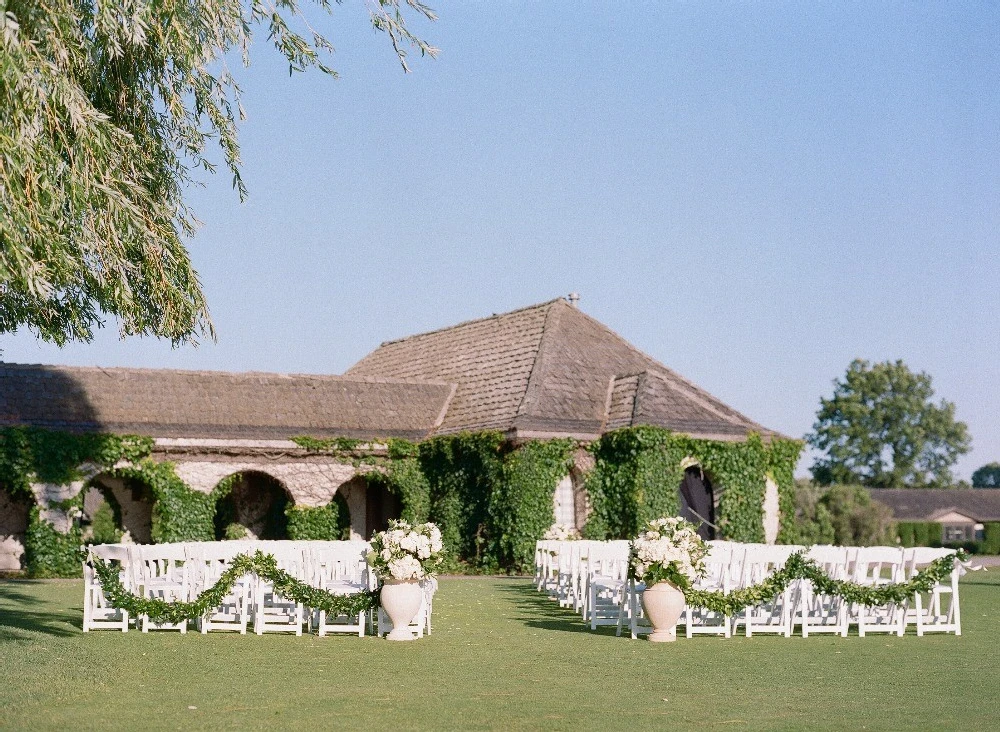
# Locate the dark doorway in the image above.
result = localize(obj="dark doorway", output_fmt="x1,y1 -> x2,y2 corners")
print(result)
679,466 -> 715,540
365,482 -> 401,539
214,472 -> 290,540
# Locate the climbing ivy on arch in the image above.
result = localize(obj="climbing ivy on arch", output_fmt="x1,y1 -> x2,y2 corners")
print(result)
582,426 -> 802,543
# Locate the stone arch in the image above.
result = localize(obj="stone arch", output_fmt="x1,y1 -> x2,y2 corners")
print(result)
553,465 -> 589,532
762,475 -> 780,544
0,485 -> 32,571
82,472 -> 155,544
213,471 -> 293,540
335,475 -> 401,540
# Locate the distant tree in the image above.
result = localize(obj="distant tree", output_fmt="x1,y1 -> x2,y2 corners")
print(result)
784,480 -> 895,546
808,359 -> 970,488
0,0 -> 436,345
972,462 -> 1000,488
820,484 -> 895,546
784,479 -> 835,545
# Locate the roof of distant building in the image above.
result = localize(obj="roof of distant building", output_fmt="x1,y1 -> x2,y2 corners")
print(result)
869,489 -> 1000,522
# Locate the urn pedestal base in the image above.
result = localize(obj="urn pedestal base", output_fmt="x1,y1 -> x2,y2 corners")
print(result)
381,579 -> 422,641
641,582 -> 685,643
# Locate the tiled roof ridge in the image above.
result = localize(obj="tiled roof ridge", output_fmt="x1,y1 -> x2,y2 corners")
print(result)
561,308 -> 773,433
636,368 -> 748,428
373,298 -> 566,348
513,299 -> 567,419
0,362 -> 453,389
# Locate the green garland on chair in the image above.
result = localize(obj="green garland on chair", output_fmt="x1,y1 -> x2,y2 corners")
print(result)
680,551 -> 965,617
91,551 -> 379,625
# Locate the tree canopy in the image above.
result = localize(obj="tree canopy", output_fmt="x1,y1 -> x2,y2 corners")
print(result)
807,359 -> 970,489
972,462 -> 1000,488
0,0 -> 435,345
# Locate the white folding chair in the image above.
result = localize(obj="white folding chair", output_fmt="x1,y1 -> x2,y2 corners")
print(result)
82,544 -> 130,632
586,544 -> 629,630
734,545 -> 800,637
310,545 -> 370,637
853,546 -> 906,637
187,543 -> 252,634
794,545 -> 852,638
534,540 -> 547,590
615,577 -> 652,639
684,544 -> 737,638
133,544 -> 189,633
253,545 -> 306,635
902,547 -> 961,636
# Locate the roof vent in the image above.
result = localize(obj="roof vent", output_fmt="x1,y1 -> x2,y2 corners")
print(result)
566,292 -> 580,307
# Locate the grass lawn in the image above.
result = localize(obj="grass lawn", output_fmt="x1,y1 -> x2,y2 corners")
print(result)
1,574 -> 998,731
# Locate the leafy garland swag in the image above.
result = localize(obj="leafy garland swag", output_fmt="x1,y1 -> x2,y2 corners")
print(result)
678,551 -> 965,617
92,549 -> 964,625
92,551 -> 378,625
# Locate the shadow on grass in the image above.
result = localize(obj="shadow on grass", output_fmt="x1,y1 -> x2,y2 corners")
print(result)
494,580 -> 617,635
0,582 -> 81,640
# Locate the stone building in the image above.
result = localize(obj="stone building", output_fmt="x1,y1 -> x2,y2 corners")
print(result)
0,298 -> 788,570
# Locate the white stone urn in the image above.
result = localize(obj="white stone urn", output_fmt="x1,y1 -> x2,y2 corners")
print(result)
641,581 -> 685,642
380,579 -> 423,641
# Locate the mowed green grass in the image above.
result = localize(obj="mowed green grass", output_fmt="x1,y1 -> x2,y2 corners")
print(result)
1,575 -> 998,731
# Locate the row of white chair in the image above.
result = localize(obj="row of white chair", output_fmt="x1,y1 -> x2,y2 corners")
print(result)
83,540 -> 435,639
536,540 -> 962,639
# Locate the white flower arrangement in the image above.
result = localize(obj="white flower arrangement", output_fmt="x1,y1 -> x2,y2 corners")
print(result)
629,516 -> 708,590
367,519 -> 444,581
542,523 -> 580,541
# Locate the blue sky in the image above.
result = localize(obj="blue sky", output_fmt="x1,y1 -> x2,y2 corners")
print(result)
4,3 -> 998,479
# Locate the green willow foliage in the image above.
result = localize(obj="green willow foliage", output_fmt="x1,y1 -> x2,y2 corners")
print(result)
584,427 -> 803,544
0,0 -> 436,344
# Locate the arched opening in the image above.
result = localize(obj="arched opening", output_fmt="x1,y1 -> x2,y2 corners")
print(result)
336,476 -> 401,540
679,465 -> 716,540
214,471 -> 291,540
82,474 -> 155,544
553,475 -> 575,527
0,485 -> 31,571
553,469 -> 589,533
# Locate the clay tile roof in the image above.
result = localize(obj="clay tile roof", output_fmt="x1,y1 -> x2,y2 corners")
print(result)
868,489 -> 1000,522
348,299 -> 782,441
0,363 -> 455,441
347,301 -> 553,434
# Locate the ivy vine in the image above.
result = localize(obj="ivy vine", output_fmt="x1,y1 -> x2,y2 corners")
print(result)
489,439 -> 576,572
418,432 -> 506,569
91,551 -> 378,624
583,427 -> 803,543
680,550 -> 963,616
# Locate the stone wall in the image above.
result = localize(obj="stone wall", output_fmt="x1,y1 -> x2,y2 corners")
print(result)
0,489 -> 31,571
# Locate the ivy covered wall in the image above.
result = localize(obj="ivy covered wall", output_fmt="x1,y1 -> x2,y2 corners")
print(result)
583,426 -> 803,544
1,425 -> 801,578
